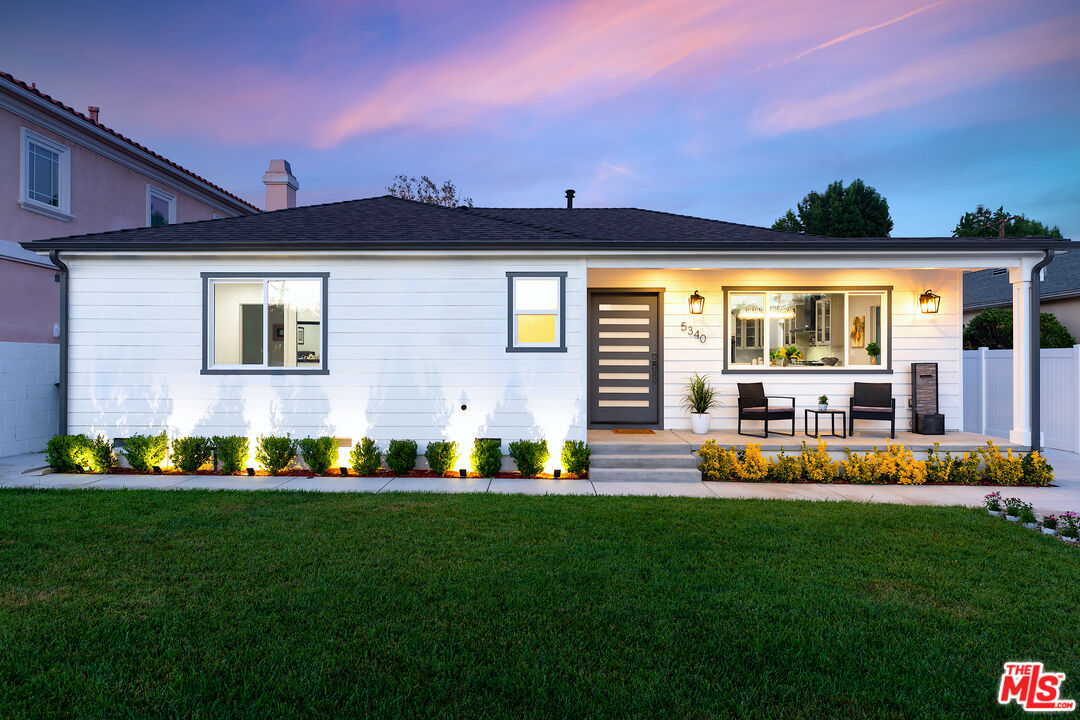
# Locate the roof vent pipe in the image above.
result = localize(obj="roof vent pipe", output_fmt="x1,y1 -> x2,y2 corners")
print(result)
87,106 -> 99,123
565,189 -> 575,209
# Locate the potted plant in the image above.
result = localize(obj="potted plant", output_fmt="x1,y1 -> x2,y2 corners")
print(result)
1003,497 -> 1024,522
780,345 -> 803,366
984,491 -> 1003,517
1060,512 -> 1079,543
684,372 -> 718,435
769,348 -> 783,366
817,395 -> 828,411
1041,514 -> 1058,536
866,341 -> 881,365
1019,505 -> 1038,530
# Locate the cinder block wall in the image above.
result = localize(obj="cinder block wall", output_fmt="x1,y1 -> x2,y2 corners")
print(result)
0,342 -> 59,457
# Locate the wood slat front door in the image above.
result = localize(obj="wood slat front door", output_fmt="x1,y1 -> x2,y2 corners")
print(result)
589,291 -> 661,425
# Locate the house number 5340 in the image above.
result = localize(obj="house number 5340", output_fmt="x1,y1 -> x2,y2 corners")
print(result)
680,322 -> 707,343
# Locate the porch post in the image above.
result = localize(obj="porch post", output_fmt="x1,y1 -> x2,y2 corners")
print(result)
1009,266 -> 1033,446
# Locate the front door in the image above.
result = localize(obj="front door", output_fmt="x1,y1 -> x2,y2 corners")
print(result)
588,291 -> 662,426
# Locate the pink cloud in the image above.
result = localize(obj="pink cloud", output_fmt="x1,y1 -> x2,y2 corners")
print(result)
755,18 -> 1080,134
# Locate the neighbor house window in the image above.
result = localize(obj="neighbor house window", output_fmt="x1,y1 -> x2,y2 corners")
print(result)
506,272 -> 566,352
725,288 -> 889,371
202,273 -> 328,374
147,186 -> 177,226
19,128 -> 71,220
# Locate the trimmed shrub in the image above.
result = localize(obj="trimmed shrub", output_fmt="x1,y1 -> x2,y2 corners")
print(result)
698,440 -> 737,481
800,441 -> 838,483
1021,450 -> 1054,487
172,436 -> 214,473
561,440 -> 591,477
46,434 -> 91,473
424,440 -> 459,476
46,434 -> 114,473
949,452 -> 982,485
349,437 -> 381,476
735,444 -> 769,482
768,449 -> 801,482
299,437 -> 338,475
255,435 -> 297,475
980,441 -> 1023,486
386,440 -> 418,475
471,438 -> 503,478
122,431 -> 168,472
212,435 -> 249,474
508,440 -> 549,478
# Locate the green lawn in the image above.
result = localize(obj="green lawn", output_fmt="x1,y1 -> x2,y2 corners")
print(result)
1,490 -> 1077,719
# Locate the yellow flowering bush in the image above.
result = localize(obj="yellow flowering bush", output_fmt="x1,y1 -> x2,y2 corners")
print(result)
800,441 -> 838,483
735,443 -> 770,482
698,440 -> 738,481
1021,450 -> 1054,487
768,448 -> 801,482
980,441 -> 1024,486
842,447 -> 886,484
842,443 -> 925,484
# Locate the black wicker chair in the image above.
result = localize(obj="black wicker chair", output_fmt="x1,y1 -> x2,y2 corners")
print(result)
849,382 -> 896,439
737,382 -> 795,438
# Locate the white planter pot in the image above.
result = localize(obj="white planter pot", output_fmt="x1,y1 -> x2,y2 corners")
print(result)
1042,526 -> 1057,535
817,404 -> 828,411
690,413 -> 711,435
1006,514 -> 1020,522
988,510 -> 1002,517
1024,522 -> 1039,530
1062,535 -> 1077,544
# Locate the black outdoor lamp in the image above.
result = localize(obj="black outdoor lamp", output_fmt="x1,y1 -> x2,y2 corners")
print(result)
919,289 -> 941,314
688,290 -> 705,315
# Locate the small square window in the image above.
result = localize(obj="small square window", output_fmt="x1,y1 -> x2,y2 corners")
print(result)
507,272 -> 566,352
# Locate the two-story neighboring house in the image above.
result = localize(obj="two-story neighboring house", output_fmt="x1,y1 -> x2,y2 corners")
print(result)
0,70 -> 260,457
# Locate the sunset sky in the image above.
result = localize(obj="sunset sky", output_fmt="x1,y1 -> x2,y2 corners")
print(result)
3,0 -> 1078,237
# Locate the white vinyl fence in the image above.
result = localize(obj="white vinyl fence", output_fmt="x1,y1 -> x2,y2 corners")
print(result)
963,346 -> 1080,452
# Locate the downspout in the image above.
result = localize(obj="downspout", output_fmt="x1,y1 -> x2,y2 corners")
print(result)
1030,249 -> 1054,452
49,250 -> 68,435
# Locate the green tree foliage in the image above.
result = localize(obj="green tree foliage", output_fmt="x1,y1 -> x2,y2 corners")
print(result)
387,175 -> 473,207
953,205 -> 1062,238
963,308 -> 1075,349
771,179 -> 893,237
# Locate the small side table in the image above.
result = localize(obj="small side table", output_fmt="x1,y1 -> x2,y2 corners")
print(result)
805,408 -> 847,439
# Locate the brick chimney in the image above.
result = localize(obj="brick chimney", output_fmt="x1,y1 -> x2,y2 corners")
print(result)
87,106 -> 100,123
262,159 -> 298,211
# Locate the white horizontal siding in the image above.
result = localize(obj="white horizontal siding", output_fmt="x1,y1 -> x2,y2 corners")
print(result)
65,256 -> 587,450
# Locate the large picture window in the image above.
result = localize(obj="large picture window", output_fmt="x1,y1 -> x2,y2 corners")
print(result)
202,273 -> 328,374
725,288 -> 889,371
506,272 -> 567,352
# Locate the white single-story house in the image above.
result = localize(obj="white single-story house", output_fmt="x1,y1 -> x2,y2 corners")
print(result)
22,192 -> 1071,466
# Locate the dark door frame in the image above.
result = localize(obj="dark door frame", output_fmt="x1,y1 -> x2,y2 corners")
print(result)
587,287 -> 665,429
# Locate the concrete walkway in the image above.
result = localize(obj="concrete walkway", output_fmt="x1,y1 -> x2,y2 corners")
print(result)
2,449 -> 1079,515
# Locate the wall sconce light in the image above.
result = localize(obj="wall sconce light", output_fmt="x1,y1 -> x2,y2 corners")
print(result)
919,289 -> 941,314
688,290 -> 705,315
246,467 -> 255,476
459,469 -> 468,478
553,469 -> 561,478
339,467 -> 348,476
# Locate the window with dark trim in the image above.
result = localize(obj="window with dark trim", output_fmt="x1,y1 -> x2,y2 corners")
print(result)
506,272 -> 567,352
724,287 -> 891,372
201,272 -> 329,375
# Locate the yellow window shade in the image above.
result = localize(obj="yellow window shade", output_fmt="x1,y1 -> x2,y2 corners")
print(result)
517,314 -> 557,344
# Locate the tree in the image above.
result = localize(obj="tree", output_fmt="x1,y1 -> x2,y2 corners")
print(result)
963,308 -> 1075,349
771,179 -> 892,237
387,175 -> 473,208
953,205 -> 1062,238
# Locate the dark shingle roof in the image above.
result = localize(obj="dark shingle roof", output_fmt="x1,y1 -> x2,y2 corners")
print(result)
1,70 -> 259,214
965,251 -> 1080,309
21,195 -> 1074,254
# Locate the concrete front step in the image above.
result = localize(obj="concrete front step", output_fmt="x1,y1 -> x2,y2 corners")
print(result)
590,467 -> 702,482
591,443 -> 691,455
590,453 -> 699,469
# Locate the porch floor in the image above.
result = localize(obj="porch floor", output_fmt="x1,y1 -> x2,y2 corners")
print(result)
587,429 -> 1023,453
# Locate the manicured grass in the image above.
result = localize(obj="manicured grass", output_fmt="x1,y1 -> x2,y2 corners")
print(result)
1,490 -> 1076,718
